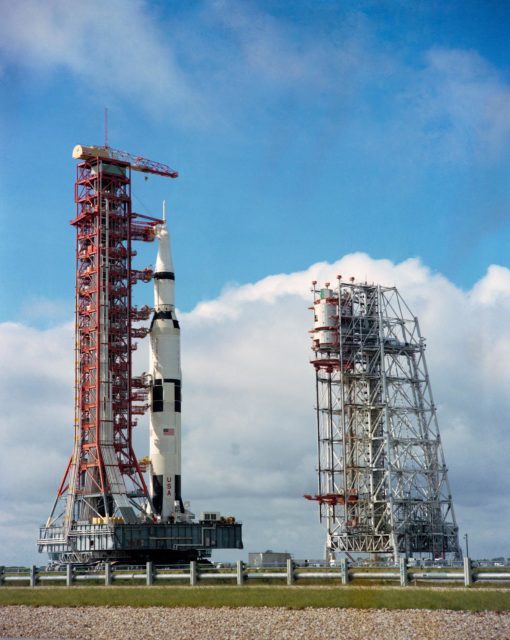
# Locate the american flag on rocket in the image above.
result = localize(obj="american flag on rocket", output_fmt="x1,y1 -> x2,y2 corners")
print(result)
163,428 -> 175,436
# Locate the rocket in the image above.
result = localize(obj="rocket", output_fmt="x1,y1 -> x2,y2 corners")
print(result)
149,203 -> 185,521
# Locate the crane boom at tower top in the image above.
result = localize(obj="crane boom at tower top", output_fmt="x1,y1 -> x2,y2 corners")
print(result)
72,144 -> 179,178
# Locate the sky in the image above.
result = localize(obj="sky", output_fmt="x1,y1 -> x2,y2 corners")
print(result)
1,0 -> 510,565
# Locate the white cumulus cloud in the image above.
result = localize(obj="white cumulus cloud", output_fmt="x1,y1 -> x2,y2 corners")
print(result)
0,0 -> 200,121
1,254 -> 510,565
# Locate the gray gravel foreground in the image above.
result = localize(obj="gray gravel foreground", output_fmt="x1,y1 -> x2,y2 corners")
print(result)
1,606 -> 510,640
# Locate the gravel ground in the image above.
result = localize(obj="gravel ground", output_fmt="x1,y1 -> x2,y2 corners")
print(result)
1,606 -> 510,640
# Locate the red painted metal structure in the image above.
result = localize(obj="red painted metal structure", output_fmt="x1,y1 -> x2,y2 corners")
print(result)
53,148 -> 172,526
104,146 -> 179,178
39,146 -> 243,564
304,492 -> 359,505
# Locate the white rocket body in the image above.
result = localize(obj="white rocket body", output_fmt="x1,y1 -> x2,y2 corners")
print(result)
149,217 -> 185,521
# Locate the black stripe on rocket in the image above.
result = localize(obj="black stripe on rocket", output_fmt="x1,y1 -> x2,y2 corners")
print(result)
152,378 -> 181,413
150,309 -> 180,330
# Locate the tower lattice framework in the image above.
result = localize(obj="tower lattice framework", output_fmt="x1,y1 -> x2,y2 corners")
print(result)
45,153 -> 160,537
307,281 -> 461,562
38,146 -> 242,565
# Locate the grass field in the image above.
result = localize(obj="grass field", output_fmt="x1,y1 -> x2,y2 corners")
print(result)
1,586 -> 510,611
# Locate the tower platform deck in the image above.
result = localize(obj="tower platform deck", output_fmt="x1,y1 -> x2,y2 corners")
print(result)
38,521 -> 243,564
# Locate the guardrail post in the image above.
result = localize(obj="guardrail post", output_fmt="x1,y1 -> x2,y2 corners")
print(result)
29,565 -> 37,587
463,557 -> 472,586
66,564 -> 73,587
190,561 -> 197,586
0,566 -> 4,586
286,558 -> 294,585
399,556 -> 408,587
340,557 -> 349,585
146,561 -> 153,586
236,560 -> 244,586
104,562 -> 112,586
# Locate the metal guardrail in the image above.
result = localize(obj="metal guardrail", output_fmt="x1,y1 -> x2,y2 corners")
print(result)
1,558 -> 509,588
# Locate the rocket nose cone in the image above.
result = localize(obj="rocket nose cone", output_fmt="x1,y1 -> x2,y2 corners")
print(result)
155,223 -> 173,274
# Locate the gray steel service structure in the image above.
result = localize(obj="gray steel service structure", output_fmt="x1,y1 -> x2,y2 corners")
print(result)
306,280 -> 461,563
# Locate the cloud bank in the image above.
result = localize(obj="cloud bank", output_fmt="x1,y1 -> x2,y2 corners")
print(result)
1,254 -> 510,564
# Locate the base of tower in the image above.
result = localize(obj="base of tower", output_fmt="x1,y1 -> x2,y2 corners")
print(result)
38,521 -> 243,565
326,524 -> 462,562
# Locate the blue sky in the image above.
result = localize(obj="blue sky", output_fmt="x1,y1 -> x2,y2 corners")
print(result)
1,0 -> 510,321
1,0 -> 510,564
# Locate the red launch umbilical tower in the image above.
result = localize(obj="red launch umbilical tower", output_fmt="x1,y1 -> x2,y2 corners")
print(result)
39,145 -> 243,564
45,145 -> 176,539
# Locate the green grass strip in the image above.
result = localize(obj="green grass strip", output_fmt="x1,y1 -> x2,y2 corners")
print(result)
1,586 -> 510,611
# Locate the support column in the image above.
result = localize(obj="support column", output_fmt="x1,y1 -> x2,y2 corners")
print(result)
146,562 -> 153,586
236,560 -> 244,586
286,558 -> 294,585
105,562 -> 112,586
463,557 -> 472,587
29,565 -> 37,587
66,564 -> 73,587
190,561 -> 197,586
340,557 -> 349,585
399,556 -> 408,587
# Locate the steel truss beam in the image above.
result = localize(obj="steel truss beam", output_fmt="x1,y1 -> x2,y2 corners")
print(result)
308,282 -> 461,562
43,156 -> 161,538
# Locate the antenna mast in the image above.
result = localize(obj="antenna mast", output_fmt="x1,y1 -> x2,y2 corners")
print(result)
104,108 -> 109,148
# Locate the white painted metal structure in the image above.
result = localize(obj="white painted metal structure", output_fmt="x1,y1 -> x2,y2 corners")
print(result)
308,280 -> 462,563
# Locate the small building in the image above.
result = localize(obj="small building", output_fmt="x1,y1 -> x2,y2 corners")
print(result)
248,550 -> 292,567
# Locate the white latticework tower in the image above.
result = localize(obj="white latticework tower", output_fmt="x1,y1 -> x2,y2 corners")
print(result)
306,280 -> 461,563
